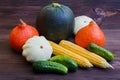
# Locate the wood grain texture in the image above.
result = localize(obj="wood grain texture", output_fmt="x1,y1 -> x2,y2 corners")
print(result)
0,0 -> 120,80
0,0 -> 120,29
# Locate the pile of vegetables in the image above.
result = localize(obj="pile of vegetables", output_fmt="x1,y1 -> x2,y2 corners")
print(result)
9,3 -> 115,75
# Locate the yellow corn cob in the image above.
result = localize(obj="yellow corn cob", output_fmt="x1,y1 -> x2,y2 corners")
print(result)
49,41 -> 93,68
59,40 -> 113,69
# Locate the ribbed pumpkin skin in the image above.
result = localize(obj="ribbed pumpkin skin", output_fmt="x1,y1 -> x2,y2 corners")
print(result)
36,3 -> 74,43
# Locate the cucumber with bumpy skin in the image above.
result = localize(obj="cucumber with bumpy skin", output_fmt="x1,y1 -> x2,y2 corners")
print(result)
33,61 -> 68,74
50,55 -> 78,72
87,43 -> 114,61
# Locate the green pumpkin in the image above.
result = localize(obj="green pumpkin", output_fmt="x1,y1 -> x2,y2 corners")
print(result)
36,3 -> 75,42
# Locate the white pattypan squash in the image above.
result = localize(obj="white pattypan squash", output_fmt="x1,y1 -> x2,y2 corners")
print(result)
74,15 -> 94,34
22,36 -> 53,62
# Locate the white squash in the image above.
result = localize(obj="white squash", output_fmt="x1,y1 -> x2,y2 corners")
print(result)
22,36 -> 53,62
74,15 -> 94,34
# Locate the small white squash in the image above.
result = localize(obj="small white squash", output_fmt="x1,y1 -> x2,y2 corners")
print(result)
22,36 -> 53,62
74,15 -> 94,34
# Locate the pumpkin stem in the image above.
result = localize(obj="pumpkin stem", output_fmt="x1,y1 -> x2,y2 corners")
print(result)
19,19 -> 26,28
52,3 -> 61,8
19,19 -> 26,25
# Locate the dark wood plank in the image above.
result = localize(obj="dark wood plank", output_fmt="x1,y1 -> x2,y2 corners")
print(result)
0,0 -> 120,29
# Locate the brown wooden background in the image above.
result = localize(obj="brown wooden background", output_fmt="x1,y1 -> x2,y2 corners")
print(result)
0,0 -> 120,80
0,0 -> 120,30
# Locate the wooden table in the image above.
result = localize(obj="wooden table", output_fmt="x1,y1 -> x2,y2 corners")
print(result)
0,0 -> 120,80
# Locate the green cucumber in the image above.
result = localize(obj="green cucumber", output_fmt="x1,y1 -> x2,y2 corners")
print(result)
87,43 -> 114,61
50,55 -> 78,72
33,61 -> 68,74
